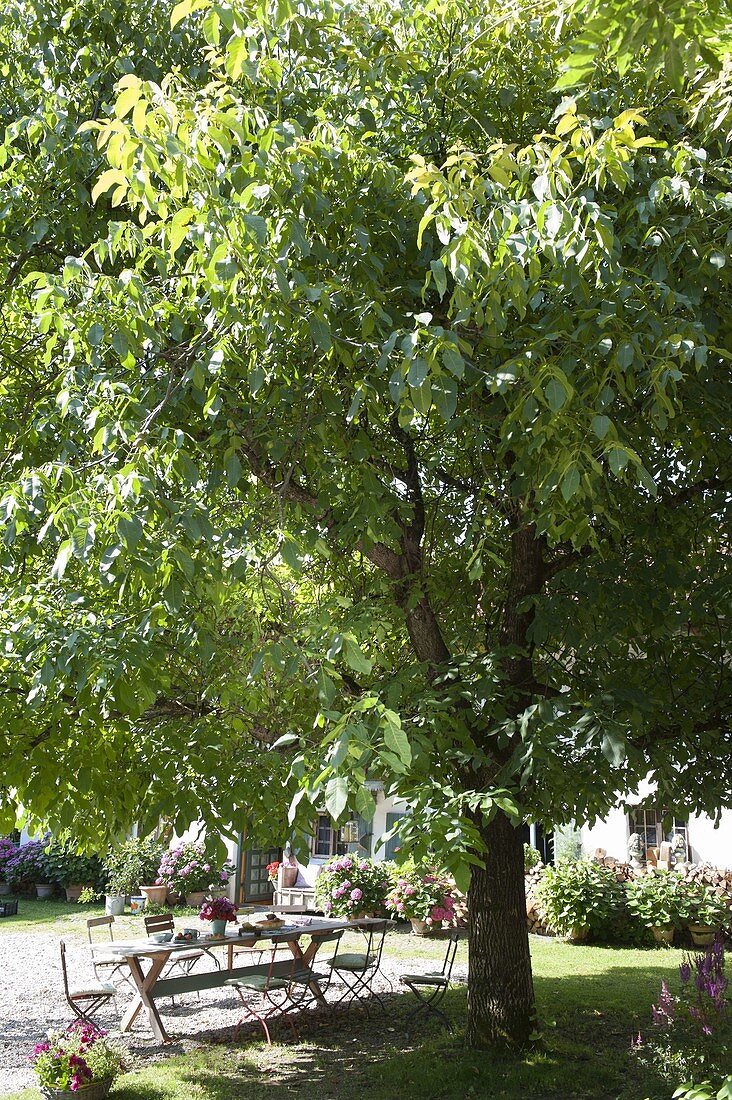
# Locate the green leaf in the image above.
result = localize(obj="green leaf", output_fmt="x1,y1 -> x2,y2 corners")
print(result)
591,415 -> 611,440
383,717 -> 411,767
343,637 -> 372,676
545,378 -> 567,413
310,316 -> 332,353
607,447 -> 629,475
324,776 -> 349,821
561,465 -> 580,501
616,342 -> 634,370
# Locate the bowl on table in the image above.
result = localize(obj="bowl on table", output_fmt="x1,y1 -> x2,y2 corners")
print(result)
149,931 -> 173,944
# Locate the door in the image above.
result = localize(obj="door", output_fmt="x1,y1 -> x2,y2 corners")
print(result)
242,846 -> 281,903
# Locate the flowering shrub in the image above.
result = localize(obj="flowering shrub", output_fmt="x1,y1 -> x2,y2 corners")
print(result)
632,938 -> 731,1089
314,856 -> 391,917
5,841 -> 50,892
156,842 -> 234,896
199,896 -> 238,922
29,1023 -> 123,1093
0,838 -> 19,880
266,861 -> 280,884
386,868 -> 456,927
625,870 -> 692,930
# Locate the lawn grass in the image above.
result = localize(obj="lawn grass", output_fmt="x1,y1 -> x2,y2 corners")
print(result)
3,924 -> 689,1100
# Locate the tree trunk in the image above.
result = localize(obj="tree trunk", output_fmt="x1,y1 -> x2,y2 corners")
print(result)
466,810 -> 535,1048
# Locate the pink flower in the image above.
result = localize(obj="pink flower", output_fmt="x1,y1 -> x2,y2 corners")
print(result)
219,871 -> 228,881
404,885 -> 416,896
397,901 -> 405,912
203,863 -> 211,872
342,858 -> 353,870
341,880 -> 351,890
443,895 -> 455,909
359,861 -> 369,871
350,888 -> 363,901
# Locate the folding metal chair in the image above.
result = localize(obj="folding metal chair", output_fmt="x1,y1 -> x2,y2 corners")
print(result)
86,915 -> 133,989
60,940 -> 116,1027
225,931 -> 323,1044
399,931 -> 460,1032
327,920 -> 389,1012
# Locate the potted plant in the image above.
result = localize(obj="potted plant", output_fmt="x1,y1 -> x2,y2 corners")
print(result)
0,838 -> 18,894
536,859 -> 626,942
5,840 -> 54,898
199,895 -> 238,935
29,1021 -> 124,1099
156,842 -> 234,906
385,865 -> 456,934
626,870 -> 691,944
102,837 -> 166,913
44,842 -> 104,902
314,856 -> 391,920
684,884 -> 732,946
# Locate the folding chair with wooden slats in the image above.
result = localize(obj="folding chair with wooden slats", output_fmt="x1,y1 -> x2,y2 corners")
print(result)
86,915 -> 133,989
60,940 -> 116,1027
143,913 -> 216,1005
399,931 -> 460,1032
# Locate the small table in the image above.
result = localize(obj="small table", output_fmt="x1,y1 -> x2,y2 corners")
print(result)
114,917 -> 382,1042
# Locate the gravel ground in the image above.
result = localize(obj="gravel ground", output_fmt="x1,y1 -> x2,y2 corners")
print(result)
0,926 -> 467,1096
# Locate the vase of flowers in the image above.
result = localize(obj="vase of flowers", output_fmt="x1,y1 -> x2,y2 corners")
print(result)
29,1023 -> 123,1099
314,857 -> 391,918
156,842 -> 234,906
386,868 -> 456,933
199,895 -> 238,935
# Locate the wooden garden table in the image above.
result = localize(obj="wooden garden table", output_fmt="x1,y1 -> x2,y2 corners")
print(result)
113,916 -> 382,1042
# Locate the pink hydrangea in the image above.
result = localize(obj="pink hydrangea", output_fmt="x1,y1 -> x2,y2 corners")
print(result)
350,888 -> 363,901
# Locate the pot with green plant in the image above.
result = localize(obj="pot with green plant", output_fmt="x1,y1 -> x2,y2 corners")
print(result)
535,859 -> 626,942
684,884 -> 732,946
45,842 -> 105,902
625,870 -> 691,944
103,837 -> 166,914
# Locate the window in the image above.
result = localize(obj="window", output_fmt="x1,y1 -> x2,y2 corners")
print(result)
627,806 -> 688,855
311,815 -> 348,858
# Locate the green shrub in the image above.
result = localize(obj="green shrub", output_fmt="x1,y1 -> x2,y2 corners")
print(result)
684,883 -> 732,930
44,841 -> 105,888
103,836 -> 166,896
536,859 -> 626,940
524,844 -> 542,870
626,871 -> 692,930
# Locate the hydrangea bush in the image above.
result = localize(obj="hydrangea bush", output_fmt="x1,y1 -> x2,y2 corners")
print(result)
386,868 -> 456,927
156,842 -> 233,896
29,1023 -> 123,1093
0,838 -> 18,881
5,840 -> 50,892
314,856 -> 391,917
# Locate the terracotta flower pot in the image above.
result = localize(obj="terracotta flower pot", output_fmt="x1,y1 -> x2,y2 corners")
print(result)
64,884 -> 86,903
140,884 -> 168,907
410,918 -> 433,936
689,924 -> 718,947
651,925 -> 675,945
185,891 -> 207,908
565,924 -> 590,943
40,1076 -> 113,1099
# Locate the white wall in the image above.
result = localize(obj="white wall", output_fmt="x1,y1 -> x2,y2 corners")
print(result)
581,804 -> 732,869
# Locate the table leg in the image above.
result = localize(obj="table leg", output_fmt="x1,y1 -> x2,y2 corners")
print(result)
288,937 -> 327,1006
119,954 -> 171,1042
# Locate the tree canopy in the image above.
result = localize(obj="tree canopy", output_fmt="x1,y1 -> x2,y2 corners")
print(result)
1,0 -> 730,1046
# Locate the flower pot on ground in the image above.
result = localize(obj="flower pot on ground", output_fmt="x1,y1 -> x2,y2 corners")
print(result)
315,856 -> 391,919
64,884 -> 90,903
0,880 -> 9,895
683,883 -> 731,946
410,918 -> 434,936
565,924 -> 590,943
104,895 -> 125,916
35,883 -> 54,899
129,895 -> 145,914
30,1022 -> 123,1098
139,884 -> 168,907
689,924 -> 718,947
185,891 -> 207,907
651,925 -> 675,945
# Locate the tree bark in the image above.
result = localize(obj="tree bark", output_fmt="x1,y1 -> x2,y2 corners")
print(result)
466,810 -> 535,1048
